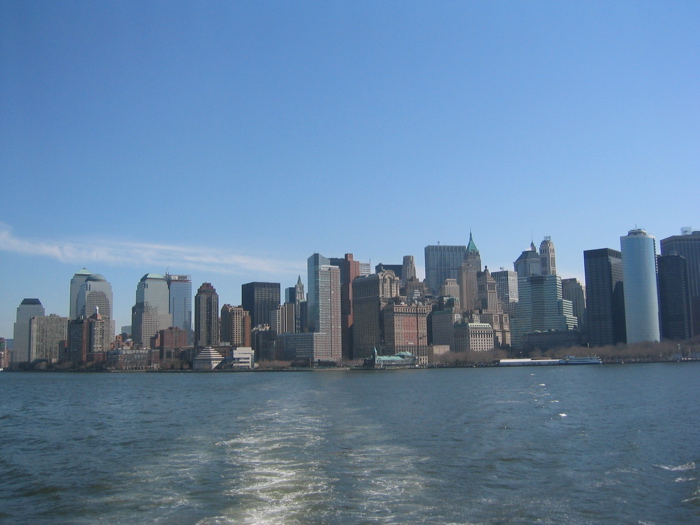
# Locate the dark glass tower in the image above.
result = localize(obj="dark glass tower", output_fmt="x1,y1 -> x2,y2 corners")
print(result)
658,254 -> 692,340
661,230 -> 700,335
194,283 -> 219,348
583,248 -> 626,346
241,282 -> 280,329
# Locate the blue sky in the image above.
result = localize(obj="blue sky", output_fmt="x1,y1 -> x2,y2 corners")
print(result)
1,1 -> 698,337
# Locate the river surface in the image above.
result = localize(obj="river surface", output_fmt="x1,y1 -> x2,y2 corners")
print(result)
1,363 -> 699,524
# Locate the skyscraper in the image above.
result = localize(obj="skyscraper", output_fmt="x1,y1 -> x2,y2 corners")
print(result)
660,229 -> 700,335
352,270 -> 401,359
194,283 -> 220,348
69,268 -> 92,319
657,254 -> 692,340
329,254 -> 361,361
511,275 -> 578,349
561,278 -> 586,337
220,305 -> 251,347
306,253 -> 330,332
402,255 -> 417,284
458,232 -> 481,312
132,273 -> 172,348
584,248 -> 626,346
620,229 -> 660,344
167,274 -> 192,344
241,282 -> 281,329
314,264 -> 342,361
539,237 -> 557,276
76,273 -> 114,344
424,244 -> 467,296
514,242 -> 541,278
492,268 -> 519,315
12,298 -> 45,364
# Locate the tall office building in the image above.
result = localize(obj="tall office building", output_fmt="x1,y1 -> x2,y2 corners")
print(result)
12,298 -> 45,364
329,254 -> 361,361
69,268 -> 92,319
167,274 -> 192,344
383,302 -> 430,361
539,237 -> 557,276
657,254 -> 692,340
306,253 -> 330,332
620,229 -> 660,344
561,278 -> 586,337
29,314 -> 68,363
492,268 -> 519,315
132,273 -> 172,348
194,283 -> 220,348
511,275 -> 578,349
458,233 -> 482,312
241,282 -> 280,329
352,270 -> 401,359
424,244 -> 467,296
584,248 -> 626,346
220,305 -> 252,347
75,273 -> 114,344
514,242 -> 541,278
402,255 -> 417,284
660,229 -> 700,334
285,276 -> 306,333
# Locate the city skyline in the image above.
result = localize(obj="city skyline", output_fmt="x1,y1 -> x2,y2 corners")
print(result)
2,2 -> 698,337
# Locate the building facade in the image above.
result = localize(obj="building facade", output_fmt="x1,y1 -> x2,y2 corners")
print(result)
660,229 -> 700,335
132,273 -> 172,348
241,282 -> 281,329
167,274 -> 192,344
12,298 -> 45,364
620,229 -> 660,344
657,254 -> 692,340
583,248 -> 626,346
220,305 -> 252,347
352,270 -> 401,359
29,314 -> 68,363
424,244 -> 467,296
194,283 -> 220,348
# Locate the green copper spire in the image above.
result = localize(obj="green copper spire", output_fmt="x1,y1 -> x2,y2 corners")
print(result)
467,231 -> 479,254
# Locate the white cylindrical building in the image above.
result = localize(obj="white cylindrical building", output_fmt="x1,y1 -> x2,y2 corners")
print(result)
620,229 -> 660,343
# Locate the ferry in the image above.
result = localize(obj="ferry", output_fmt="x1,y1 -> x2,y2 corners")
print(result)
498,355 -> 602,367
560,355 -> 602,365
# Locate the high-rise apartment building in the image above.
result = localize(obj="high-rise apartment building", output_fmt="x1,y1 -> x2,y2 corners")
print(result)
657,254 -> 692,340
68,311 -> 112,362
167,274 -> 192,344
241,282 -> 280,329
425,244 -> 467,296
132,273 -> 172,348
194,283 -> 220,348
539,237 -> 557,276
660,229 -> 700,335
315,264 -> 342,361
584,248 -> 626,346
12,298 -> 45,364
220,305 -> 252,347
620,229 -> 660,344
29,314 -> 68,363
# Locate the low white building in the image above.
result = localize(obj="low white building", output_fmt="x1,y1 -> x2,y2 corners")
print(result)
231,347 -> 255,369
193,347 -> 224,370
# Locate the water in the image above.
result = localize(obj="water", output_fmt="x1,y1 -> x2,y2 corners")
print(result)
1,363 -> 699,524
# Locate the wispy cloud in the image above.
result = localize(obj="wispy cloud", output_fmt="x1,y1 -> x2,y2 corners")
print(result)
0,222 -> 304,277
